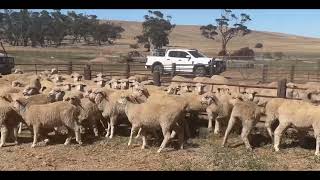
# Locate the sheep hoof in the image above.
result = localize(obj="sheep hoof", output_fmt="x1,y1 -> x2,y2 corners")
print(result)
13,141 -> 19,145
0,143 -> 4,147
315,152 -> 320,156
274,147 -> 280,152
246,147 -> 253,151
109,135 -> 113,139
77,141 -> 83,145
141,146 -> 146,150
31,144 -> 36,148
44,139 -> 50,144
157,149 -> 162,153
64,141 -> 71,146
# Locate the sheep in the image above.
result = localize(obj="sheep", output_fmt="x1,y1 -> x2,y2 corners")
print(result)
107,79 -> 121,89
11,80 -> 24,87
50,68 -> 58,75
128,75 -> 149,83
92,87 -> 150,138
222,100 -> 265,150
117,94 -> 187,153
22,76 -> 42,96
274,100 -> 320,155
71,72 -> 82,82
15,96 -> 83,147
0,98 -> 25,147
13,69 -> 23,74
119,79 -> 129,90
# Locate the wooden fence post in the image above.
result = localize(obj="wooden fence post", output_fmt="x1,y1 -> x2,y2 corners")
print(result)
317,60 -> 320,81
84,64 -> 91,80
125,62 -> 130,78
153,71 -> 161,86
171,63 -> 176,77
289,65 -> 295,82
67,61 -> 72,75
261,64 -> 268,83
34,64 -> 37,75
209,60 -> 215,76
277,79 -> 287,98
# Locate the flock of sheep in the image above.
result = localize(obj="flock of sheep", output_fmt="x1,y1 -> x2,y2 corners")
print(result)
1,68 -> 320,156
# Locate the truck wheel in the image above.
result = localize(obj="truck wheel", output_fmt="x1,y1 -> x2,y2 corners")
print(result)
194,66 -> 206,77
152,64 -> 164,75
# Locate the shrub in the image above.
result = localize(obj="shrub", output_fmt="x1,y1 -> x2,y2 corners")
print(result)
129,43 -> 139,49
273,52 -> 284,60
230,47 -> 255,60
262,52 -> 273,59
255,43 -> 263,48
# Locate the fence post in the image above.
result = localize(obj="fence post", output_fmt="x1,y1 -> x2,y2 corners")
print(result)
289,65 -> 295,82
317,60 -> 320,80
34,64 -> 37,75
261,64 -> 268,83
125,62 -> 130,78
277,79 -> 287,98
153,71 -> 161,86
171,63 -> 176,77
209,60 -> 215,76
84,64 -> 91,80
67,61 -> 72,75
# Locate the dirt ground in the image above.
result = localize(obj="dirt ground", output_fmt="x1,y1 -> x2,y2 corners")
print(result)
1,123 -> 320,171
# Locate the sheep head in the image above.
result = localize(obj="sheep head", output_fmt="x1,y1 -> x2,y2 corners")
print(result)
23,86 -> 40,96
200,92 -> 219,106
195,83 -> 205,95
167,85 -> 180,95
180,83 -> 192,93
48,88 -> 65,102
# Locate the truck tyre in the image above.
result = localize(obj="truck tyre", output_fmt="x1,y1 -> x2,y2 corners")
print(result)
193,66 -> 206,77
152,64 -> 164,75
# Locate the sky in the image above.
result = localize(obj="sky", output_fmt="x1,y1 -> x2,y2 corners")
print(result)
43,9 -> 320,38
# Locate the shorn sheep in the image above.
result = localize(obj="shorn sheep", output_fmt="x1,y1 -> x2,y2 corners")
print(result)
275,100 -> 320,156
222,100 -> 265,150
117,94 -> 187,153
15,96 -> 83,147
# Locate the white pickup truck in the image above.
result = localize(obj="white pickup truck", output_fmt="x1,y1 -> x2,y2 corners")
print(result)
145,49 -> 226,76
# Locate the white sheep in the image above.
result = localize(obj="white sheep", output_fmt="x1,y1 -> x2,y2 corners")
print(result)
222,101 -> 265,150
15,96 -> 83,147
117,94 -> 187,153
274,100 -> 320,155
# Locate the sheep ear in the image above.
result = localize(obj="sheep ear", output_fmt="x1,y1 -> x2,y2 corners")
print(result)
41,86 -> 47,92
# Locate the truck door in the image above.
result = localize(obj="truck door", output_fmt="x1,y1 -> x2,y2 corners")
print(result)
175,51 -> 192,73
166,51 -> 180,72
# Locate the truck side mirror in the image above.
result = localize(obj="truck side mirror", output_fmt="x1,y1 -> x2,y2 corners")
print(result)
186,55 -> 191,59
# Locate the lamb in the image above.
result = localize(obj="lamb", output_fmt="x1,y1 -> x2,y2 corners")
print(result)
13,69 -> 23,74
117,94 -> 187,153
0,98 -> 25,147
22,76 -> 42,96
15,96 -> 83,147
274,100 -> 320,155
222,100 -> 265,150
128,75 -> 149,83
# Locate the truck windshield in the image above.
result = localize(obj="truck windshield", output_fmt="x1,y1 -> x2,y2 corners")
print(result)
188,51 -> 206,58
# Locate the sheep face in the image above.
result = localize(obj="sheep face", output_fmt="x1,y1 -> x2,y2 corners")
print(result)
51,68 -> 58,75
167,86 -> 180,95
49,89 -> 65,102
120,81 -> 129,90
180,84 -> 192,93
200,93 -> 217,106
195,83 -> 205,95
75,84 -> 86,92
23,86 -> 39,96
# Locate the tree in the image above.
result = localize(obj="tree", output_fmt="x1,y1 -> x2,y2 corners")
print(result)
200,9 -> 251,56
90,22 -> 124,46
135,10 -> 175,51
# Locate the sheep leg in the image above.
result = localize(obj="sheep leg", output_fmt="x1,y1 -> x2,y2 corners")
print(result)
184,119 -> 191,140
128,126 -> 139,146
241,121 -> 253,151
105,122 -> 111,138
13,127 -> 19,145
0,126 -> 8,147
18,122 -> 23,134
207,112 -> 215,133
265,119 -> 274,142
274,123 -> 289,152
175,124 -> 185,150
31,126 -> 40,148
214,118 -> 221,135
109,116 -> 117,139
157,131 -> 171,153
140,129 -> 147,149
64,128 -> 73,145
135,128 -> 142,139
74,125 -> 83,145
221,116 -> 236,148
92,123 -> 99,137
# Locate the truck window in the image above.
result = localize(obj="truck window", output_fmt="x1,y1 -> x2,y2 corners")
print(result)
188,51 -> 205,58
168,51 -> 179,57
177,51 -> 189,58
